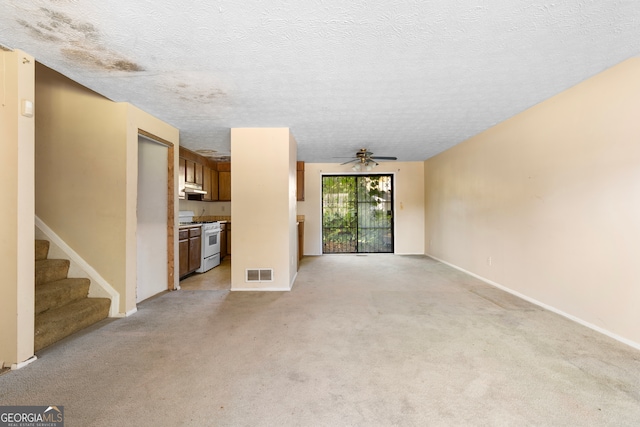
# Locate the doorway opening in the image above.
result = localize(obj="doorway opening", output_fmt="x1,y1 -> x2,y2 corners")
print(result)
322,174 -> 394,254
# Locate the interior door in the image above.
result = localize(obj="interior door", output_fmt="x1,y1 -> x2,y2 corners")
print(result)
137,135 -> 168,302
322,174 -> 394,254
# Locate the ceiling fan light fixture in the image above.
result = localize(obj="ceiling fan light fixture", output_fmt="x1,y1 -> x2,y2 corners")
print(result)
341,148 -> 393,171
351,160 -> 377,172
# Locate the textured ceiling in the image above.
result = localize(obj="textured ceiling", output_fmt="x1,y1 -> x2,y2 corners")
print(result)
1,1 -> 639,162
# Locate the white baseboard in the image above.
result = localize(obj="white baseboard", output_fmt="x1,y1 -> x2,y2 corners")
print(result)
11,355 -> 37,370
35,216 -> 121,317
427,253 -> 640,352
231,287 -> 291,292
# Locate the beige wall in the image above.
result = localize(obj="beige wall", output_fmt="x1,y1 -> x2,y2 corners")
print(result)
0,50 -> 35,366
424,58 -> 640,347
230,128 -> 297,290
35,64 -> 178,314
298,162 -> 425,255
35,63 -> 130,313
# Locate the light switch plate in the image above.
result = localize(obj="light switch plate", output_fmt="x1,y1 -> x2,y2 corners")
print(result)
21,99 -> 34,117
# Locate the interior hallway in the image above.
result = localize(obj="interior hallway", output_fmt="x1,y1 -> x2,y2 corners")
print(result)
1,255 -> 639,426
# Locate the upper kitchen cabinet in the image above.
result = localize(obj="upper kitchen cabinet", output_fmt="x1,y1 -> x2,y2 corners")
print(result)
185,159 -> 195,183
202,166 -> 219,202
195,163 -> 203,185
297,161 -> 305,201
217,162 -> 231,201
184,158 -> 202,184
179,146 -> 216,201
210,167 -> 219,201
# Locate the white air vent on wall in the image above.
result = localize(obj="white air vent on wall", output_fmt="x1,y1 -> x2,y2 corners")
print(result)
246,268 -> 273,282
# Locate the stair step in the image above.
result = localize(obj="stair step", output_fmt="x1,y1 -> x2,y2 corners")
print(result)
35,278 -> 91,315
35,259 -> 70,286
34,297 -> 111,352
35,240 -> 50,261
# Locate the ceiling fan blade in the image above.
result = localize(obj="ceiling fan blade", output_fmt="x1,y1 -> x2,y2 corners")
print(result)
370,156 -> 397,160
340,159 -> 359,165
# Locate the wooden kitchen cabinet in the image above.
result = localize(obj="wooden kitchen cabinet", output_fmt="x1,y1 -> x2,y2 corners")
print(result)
210,168 -> 219,201
179,231 -> 189,277
179,146 -> 221,202
185,159 -> 196,183
195,162 -> 203,185
297,161 -> 305,201
188,228 -> 201,272
202,166 -> 211,201
179,226 -> 202,278
200,167 -> 219,202
217,162 -> 231,201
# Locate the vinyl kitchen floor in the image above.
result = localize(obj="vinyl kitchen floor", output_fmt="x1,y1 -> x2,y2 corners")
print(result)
179,256 -> 231,291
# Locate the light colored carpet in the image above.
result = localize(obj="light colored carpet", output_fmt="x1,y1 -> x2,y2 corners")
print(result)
1,255 -> 639,426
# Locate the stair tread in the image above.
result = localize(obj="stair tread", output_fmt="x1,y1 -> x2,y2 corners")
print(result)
35,259 -> 70,286
35,297 -> 111,351
35,297 -> 110,324
35,258 -> 70,268
35,278 -> 91,314
36,276 -> 90,289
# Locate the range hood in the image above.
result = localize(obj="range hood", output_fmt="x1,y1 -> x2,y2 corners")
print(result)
182,182 -> 207,195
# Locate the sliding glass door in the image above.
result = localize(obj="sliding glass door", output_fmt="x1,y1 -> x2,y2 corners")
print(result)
322,175 -> 394,253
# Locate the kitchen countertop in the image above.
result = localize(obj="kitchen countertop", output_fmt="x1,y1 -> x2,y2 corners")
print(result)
187,215 -> 304,224
179,223 -> 203,229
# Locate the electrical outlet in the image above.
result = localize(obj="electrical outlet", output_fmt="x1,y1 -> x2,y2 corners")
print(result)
487,256 -> 492,266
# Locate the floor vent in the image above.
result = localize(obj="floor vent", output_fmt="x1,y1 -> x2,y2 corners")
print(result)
246,268 -> 273,282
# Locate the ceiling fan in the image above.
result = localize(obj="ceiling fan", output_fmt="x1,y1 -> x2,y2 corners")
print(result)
336,148 -> 397,171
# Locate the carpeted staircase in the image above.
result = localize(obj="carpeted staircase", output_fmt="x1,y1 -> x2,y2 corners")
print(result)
35,239 -> 110,351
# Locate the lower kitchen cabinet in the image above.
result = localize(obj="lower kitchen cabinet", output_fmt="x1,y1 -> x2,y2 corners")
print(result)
179,226 -> 202,278
179,236 -> 189,277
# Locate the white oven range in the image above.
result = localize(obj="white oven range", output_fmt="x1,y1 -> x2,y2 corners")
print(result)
196,221 -> 221,273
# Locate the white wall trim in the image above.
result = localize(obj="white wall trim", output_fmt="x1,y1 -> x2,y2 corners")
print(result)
427,253 -> 640,352
11,355 -> 37,370
119,307 -> 138,318
231,287 -> 292,292
35,216 -> 121,317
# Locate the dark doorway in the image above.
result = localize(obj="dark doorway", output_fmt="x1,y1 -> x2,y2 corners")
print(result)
322,175 -> 394,254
